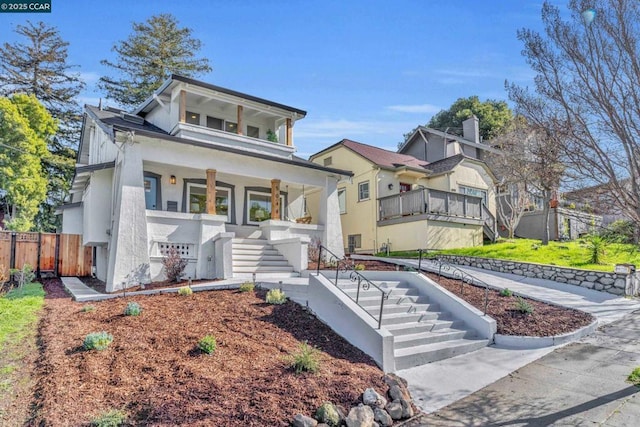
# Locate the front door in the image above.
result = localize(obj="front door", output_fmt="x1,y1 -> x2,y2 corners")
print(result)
144,176 -> 158,210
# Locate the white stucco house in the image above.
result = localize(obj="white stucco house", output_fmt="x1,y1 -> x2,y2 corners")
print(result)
60,75 -> 351,292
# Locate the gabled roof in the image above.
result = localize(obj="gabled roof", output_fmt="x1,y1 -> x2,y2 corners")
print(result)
426,154 -> 466,175
312,139 -> 429,170
398,125 -> 499,154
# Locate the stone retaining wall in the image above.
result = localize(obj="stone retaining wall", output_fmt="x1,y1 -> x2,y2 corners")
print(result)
436,255 -> 637,296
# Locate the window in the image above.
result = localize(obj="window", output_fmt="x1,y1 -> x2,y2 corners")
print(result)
338,188 -> 346,214
225,121 -> 238,133
206,116 -> 223,130
400,183 -> 412,193
186,183 -> 231,221
324,156 -> 333,166
247,125 -> 260,139
347,234 -> 362,252
185,111 -> 200,125
247,191 -> 284,225
459,185 -> 487,205
358,181 -> 370,201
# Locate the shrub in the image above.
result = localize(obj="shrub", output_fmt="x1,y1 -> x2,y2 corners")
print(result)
83,331 -> 113,351
354,263 -> 365,271
90,409 -> 127,427
124,302 -> 142,316
499,288 -> 513,297
601,220 -> 635,244
515,297 -> 534,315
161,247 -> 188,282
289,341 -> 320,374
239,282 -> 255,292
265,288 -> 287,304
315,402 -> 341,427
177,286 -> 193,296
11,264 -> 35,287
81,305 -> 96,313
586,234 -> 607,264
628,366 -> 640,387
198,335 -> 217,354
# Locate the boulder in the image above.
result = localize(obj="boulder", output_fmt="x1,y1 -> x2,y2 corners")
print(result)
315,402 -> 341,427
373,407 -> 393,427
401,398 -> 414,418
345,404 -> 375,427
293,414 -> 318,427
385,401 -> 403,420
383,374 -> 411,401
362,387 -> 387,408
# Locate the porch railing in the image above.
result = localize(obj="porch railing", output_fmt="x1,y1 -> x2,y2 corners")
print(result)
316,245 -> 389,329
378,188 -> 484,221
416,249 -> 490,315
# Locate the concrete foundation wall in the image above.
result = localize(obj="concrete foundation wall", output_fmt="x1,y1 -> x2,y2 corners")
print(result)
377,220 -> 483,252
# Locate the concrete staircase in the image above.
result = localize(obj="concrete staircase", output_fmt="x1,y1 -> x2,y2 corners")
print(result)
232,238 -> 297,279
335,278 -> 490,370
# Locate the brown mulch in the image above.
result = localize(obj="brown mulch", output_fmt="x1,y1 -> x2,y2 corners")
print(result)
79,276 -> 219,294
33,279 -> 386,426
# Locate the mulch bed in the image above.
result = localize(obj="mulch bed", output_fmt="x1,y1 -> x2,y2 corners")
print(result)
33,279 -> 387,426
348,259 -> 594,337
79,276 -> 218,294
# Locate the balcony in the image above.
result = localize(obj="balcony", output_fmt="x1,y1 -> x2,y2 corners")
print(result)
378,188 -> 484,221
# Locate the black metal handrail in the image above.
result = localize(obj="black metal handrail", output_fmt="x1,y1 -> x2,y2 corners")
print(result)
417,249 -> 490,315
316,245 -> 389,329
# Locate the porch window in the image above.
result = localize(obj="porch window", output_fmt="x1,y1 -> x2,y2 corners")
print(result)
225,121 -> 238,133
338,188 -> 346,214
247,125 -> 260,139
358,181 -> 370,201
206,116 -> 223,130
185,111 -> 200,125
247,190 -> 284,225
459,185 -> 487,205
186,183 -> 231,221
400,183 -> 412,193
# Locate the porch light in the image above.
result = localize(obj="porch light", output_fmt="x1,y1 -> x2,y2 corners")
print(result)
170,175 -> 176,185
388,183 -> 394,190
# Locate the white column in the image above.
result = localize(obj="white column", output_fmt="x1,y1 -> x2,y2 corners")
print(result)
318,176 -> 345,258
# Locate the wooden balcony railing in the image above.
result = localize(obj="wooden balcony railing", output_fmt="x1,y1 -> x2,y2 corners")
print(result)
378,188 -> 484,221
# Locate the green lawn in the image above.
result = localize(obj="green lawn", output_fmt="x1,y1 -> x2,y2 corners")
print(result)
379,239 -> 640,272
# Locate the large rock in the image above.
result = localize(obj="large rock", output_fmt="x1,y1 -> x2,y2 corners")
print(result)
315,402 -> 341,427
401,398 -> 414,418
345,404 -> 375,427
385,401 -> 403,420
383,374 -> 411,401
362,387 -> 387,408
373,407 -> 393,427
293,414 -> 318,427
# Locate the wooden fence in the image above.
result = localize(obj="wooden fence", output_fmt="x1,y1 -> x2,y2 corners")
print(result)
0,232 -> 92,277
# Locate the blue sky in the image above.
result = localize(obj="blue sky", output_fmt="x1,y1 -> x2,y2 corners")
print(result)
0,0 -> 566,157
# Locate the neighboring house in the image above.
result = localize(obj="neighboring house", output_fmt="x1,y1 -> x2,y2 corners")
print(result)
59,75 -> 351,292
398,116 -> 498,163
308,139 -> 497,253
512,206 -> 601,240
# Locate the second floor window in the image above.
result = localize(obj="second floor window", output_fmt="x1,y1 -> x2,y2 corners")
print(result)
186,111 -> 200,125
338,188 -> 346,214
358,181 -> 370,201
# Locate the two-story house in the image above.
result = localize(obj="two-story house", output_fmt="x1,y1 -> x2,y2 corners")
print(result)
308,139 -> 497,254
60,75 -> 351,292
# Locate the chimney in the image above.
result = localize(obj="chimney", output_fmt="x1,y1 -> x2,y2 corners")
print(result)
462,115 -> 480,144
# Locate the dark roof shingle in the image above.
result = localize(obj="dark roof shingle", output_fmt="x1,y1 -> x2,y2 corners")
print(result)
340,139 -> 428,169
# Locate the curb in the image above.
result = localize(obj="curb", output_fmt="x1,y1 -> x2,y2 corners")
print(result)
493,318 -> 599,349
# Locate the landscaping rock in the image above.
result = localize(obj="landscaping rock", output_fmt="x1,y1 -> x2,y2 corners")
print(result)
373,407 -> 393,426
388,384 -> 408,402
315,402 -> 341,427
362,387 -> 387,408
345,404 -> 375,427
293,414 -> 318,427
401,398 -> 414,418
385,401 -> 403,420
317,424 -> 330,427
383,374 -> 411,401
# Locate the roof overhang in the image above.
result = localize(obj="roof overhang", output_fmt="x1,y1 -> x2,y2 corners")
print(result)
70,161 -> 116,193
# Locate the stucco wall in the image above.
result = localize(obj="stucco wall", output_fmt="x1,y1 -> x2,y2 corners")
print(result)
83,168 -> 113,246
62,206 -> 83,235
377,220 -> 483,252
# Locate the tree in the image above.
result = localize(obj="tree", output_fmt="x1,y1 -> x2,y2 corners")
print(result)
511,0 -> 640,228
99,13 -> 212,109
0,21 -> 84,231
427,96 -> 513,140
0,94 -> 55,231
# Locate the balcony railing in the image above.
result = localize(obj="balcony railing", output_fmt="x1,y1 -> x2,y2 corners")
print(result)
378,188 -> 483,221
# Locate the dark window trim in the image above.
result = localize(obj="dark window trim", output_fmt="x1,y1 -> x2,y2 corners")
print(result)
243,186 -> 288,226
181,178 -> 235,223
143,171 -> 162,210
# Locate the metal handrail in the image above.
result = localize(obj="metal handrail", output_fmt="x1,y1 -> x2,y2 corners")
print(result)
417,249 -> 490,315
316,245 -> 389,329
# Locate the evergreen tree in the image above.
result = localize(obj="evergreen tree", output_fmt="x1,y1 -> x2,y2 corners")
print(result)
99,13 -> 212,109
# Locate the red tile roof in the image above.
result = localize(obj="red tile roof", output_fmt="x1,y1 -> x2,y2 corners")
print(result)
340,139 -> 428,169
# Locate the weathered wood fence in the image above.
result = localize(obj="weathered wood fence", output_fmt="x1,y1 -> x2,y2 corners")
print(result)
0,232 -> 92,277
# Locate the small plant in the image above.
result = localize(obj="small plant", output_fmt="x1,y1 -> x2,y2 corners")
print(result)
514,296 -> 534,315
198,335 -> 217,354
83,331 -> 113,351
500,288 -> 513,297
124,301 -> 142,316
354,263 -> 365,271
81,305 -> 96,313
265,288 -> 287,304
90,409 -> 127,427
586,234 -> 607,264
266,128 -> 278,143
10,264 -> 35,287
289,341 -> 320,374
239,282 -> 255,292
177,286 -> 193,296
628,366 -> 640,387
161,247 -> 188,282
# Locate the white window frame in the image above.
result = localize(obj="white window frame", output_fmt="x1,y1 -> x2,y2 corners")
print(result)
358,181 -> 370,201
246,190 -> 284,225
186,183 -> 232,222
459,185 -> 488,205
338,187 -> 346,214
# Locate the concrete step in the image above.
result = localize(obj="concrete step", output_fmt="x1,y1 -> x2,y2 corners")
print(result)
234,272 -> 300,280
233,260 -> 290,267
233,249 -> 281,256
379,311 -> 440,326
393,329 -> 470,349
232,238 -> 270,245
394,338 -> 490,370
335,279 -> 407,289
385,319 -> 464,336
232,244 -> 275,252
234,265 -> 294,273
365,302 -> 439,316
231,254 -> 285,261
359,294 -> 428,306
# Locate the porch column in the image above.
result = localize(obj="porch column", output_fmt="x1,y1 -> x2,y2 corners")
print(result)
271,179 -> 281,220
206,169 -> 217,215
286,118 -> 292,146
179,90 -> 186,123
237,105 -> 244,135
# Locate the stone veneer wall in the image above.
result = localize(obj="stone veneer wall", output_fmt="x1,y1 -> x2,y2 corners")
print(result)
436,255 -> 635,296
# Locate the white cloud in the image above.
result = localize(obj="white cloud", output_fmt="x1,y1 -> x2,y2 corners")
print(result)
387,103 -> 441,114
79,71 -> 101,84
77,96 -> 102,107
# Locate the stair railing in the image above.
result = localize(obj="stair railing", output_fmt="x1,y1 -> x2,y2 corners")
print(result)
417,249 -> 490,315
316,245 -> 389,329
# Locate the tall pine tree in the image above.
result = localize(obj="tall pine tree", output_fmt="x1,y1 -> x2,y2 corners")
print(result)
0,21 -> 84,231
99,13 -> 212,109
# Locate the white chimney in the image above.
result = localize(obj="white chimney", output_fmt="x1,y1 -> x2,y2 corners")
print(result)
462,115 -> 480,144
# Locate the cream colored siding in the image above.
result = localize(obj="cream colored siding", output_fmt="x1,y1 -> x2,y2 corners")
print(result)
377,221 -> 483,251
